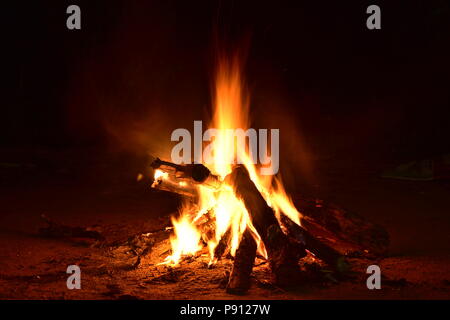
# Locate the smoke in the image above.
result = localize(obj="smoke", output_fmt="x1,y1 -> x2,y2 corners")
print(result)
64,2 -> 210,159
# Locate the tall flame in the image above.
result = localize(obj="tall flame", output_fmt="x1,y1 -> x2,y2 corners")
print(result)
160,53 -> 302,265
211,56 -> 249,178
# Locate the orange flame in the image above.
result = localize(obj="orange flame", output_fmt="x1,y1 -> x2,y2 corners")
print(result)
163,213 -> 202,265
159,53 -> 302,266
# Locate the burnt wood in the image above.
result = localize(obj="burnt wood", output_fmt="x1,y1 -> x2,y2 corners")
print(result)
226,230 -> 257,294
213,228 -> 231,261
226,166 -> 307,286
296,199 -> 390,257
279,214 -> 347,272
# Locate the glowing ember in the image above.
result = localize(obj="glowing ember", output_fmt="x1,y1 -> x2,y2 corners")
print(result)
154,169 -> 168,181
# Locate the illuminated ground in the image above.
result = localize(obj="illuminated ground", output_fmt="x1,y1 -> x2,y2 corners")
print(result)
1,148 -> 449,299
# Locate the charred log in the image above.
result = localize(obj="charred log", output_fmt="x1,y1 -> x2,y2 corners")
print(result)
226,230 -> 257,294
226,166 -> 307,286
297,199 -> 390,257
279,214 -> 347,273
213,228 -> 232,262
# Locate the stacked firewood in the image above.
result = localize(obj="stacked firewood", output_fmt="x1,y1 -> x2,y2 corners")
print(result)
151,159 -> 389,294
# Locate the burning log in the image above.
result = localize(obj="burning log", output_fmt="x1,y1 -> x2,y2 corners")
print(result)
151,169 -> 199,200
149,158 -> 389,293
225,166 -> 307,286
226,230 -> 257,294
194,210 -> 216,245
213,228 -> 231,262
151,158 -> 219,184
150,158 -> 221,200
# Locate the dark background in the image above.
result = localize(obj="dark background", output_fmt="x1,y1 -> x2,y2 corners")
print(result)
2,1 -> 449,152
1,0 -> 450,192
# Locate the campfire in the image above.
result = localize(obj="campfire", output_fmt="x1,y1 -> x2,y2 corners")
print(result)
148,53 -> 389,294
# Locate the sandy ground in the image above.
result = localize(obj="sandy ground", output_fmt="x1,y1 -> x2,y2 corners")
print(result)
0,148 -> 449,299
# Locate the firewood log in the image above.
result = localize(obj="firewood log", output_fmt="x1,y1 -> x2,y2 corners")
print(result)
225,166 -> 307,286
213,228 -> 231,261
296,198 -> 389,257
149,157 -> 389,257
226,230 -> 257,294
279,214 -> 348,273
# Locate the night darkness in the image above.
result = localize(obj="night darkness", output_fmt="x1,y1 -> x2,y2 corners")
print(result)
1,0 -> 450,302
3,1 -> 449,154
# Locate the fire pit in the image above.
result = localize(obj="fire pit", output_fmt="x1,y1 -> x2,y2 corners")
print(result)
144,54 -> 389,294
